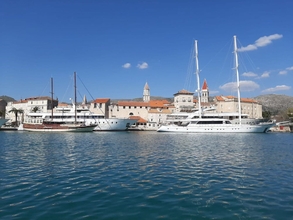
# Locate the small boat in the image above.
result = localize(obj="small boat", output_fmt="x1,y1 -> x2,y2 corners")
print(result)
157,36 -> 275,133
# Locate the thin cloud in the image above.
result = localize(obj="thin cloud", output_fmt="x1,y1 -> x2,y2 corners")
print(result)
137,62 -> 148,69
260,71 -> 270,78
122,63 -> 131,69
238,34 -> 283,52
278,66 -> 293,75
262,85 -> 291,93
242,71 -> 258,77
209,90 -> 219,95
220,80 -> 260,92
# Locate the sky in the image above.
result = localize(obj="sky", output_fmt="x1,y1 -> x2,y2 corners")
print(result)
1,0 -> 292,103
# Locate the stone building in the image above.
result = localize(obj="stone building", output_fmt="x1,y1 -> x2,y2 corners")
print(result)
213,96 -> 262,119
89,98 -> 110,118
5,96 -> 58,124
173,89 -> 195,112
106,83 -> 172,130
0,99 -> 7,117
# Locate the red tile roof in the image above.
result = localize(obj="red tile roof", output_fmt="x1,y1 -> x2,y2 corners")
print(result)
129,116 -> 148,123
174,89 -> 194,95
148,109 -> 171,114
215,96 -> 258,103
202,79 -> 208,90
118,101 -> 149,107
240,98 -> 258,103
149,100 -> 170,108
13,100 -> 28,104
215,96 -> 225,101
92,98 -> 110,103
25,96 -> 52,101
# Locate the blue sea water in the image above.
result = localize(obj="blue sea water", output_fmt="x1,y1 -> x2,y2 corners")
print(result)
0,131 -> 293,219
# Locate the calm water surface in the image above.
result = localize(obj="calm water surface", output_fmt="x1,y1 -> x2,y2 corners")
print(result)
0,131 -> 293,219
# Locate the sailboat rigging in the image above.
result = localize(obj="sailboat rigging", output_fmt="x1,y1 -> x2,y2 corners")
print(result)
20,73 -> 96,132
157,36 -> 275,133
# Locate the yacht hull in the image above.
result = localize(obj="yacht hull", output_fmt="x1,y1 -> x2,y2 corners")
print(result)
91,119 -> 138,131
157,124 -> 274,133
20,123 -> 96,132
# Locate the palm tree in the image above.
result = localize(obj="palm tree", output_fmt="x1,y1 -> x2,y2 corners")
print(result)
9,108 -> 24,127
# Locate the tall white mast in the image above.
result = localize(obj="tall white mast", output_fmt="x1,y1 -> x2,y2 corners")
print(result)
233,35 -> 242,125
74,72 -> 77,124
195,40 -> 202,118
50,77 -> 54,122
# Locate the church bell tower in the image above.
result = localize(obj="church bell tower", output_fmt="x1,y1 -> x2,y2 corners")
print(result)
143,82 -> 150,102
201,79 -> 209,103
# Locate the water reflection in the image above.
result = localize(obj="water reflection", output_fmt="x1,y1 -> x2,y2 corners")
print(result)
0,131 -> 293,219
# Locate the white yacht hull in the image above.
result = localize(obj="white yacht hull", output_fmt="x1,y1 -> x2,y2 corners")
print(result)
91,118 -> 138,131
157,123 -> 274,133
24,113 -> 138,132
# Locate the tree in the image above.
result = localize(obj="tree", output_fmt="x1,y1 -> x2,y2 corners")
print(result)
31,106 -> 40,113
287,107 -> 293,122
9,108 -> 24,126
262,110 -> 271,119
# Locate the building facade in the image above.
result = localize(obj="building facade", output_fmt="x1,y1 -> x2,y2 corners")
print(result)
5,80 -> 264,128
0,99 -> 7,117
214,96 -> 262,119
5,96 -> 58,124
173,89 -> 195,112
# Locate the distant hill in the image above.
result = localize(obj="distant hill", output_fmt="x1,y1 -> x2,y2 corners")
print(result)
254,94 -> 293,115
0,95 -> 16,102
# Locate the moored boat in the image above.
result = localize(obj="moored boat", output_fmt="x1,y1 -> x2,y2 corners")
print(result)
21,73 -> 96,132
157,36 -> 275,133
22,105 -> 137,131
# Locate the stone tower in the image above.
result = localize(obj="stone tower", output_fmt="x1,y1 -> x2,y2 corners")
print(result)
201,79 -> 209,103
143,82 -> 150,102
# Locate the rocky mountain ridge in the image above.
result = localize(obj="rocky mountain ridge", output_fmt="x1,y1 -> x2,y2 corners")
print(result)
254,94 -> 293,115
